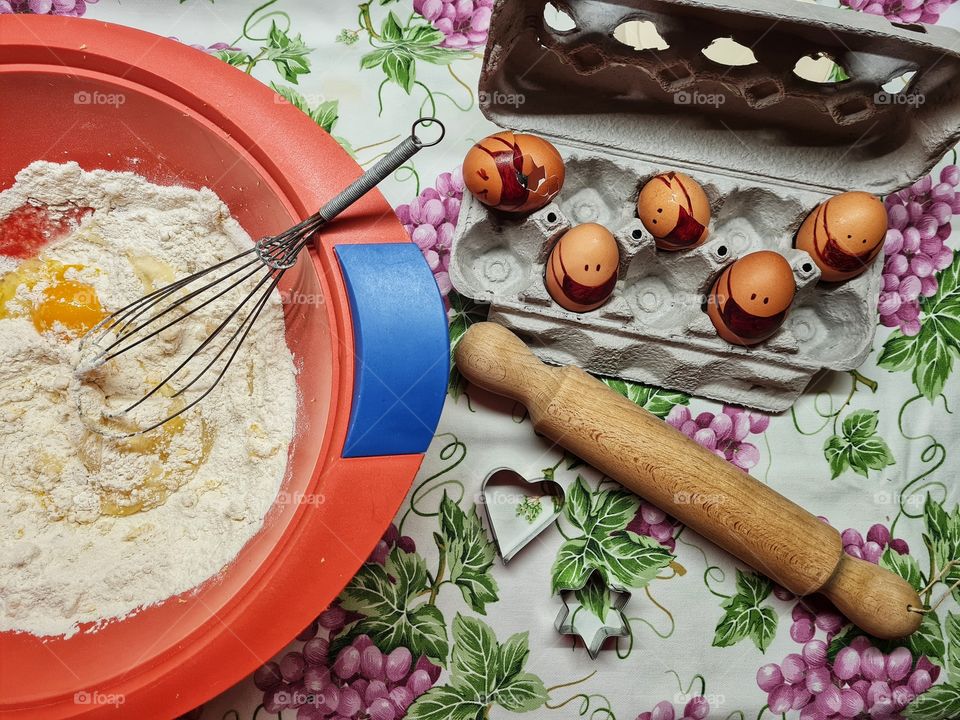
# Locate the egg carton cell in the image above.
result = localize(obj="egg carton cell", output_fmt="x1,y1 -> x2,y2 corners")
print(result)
450,0 -> 960,411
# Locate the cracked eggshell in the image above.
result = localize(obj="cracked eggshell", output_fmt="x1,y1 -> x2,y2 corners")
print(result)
463,131 -> 565,214
637,171 -> 711,251
795,191 -> 887,283
545,222 -> 620,312
707,250 -> 797,346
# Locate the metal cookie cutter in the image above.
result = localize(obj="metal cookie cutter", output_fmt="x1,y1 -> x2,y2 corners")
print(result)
555,572 -> 631,659
480,467 -> 566,562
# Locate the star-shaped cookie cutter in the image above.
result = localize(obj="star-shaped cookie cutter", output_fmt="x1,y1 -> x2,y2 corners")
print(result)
554,572 -> 631,659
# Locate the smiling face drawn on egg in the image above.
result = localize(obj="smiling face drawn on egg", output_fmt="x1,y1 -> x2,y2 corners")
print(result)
545,223 -> 620,312
706,250 -> 796,346
795,191 -> 887,283
463,131 -> 565,214
637,172 -> 711,251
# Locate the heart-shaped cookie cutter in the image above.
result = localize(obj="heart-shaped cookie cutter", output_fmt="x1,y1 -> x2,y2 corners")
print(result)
480,467 -> 567,562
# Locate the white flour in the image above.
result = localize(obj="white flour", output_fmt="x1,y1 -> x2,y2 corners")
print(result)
0,162 -> 298,637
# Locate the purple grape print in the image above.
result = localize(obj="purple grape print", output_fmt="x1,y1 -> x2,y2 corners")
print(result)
396,168 -> 464,299
0,0 -> 97,15
756,595 -> 942,720
367,522 -> 416,565
840,523 -> 909,564
879,166 -> 957,335
666,405 -> 769,471
249,517 -> 442,717
634,694 -> 712,720
840,0 -> 957,25
412,0 -> 493,49
627,501 -> 680,552
251,626 -> 440,718
169,38 -> 241,55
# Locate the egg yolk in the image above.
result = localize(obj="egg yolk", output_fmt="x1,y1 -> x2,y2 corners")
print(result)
99,416 -> 215,517
2,257 -> 217,520
0,258 -> 106,337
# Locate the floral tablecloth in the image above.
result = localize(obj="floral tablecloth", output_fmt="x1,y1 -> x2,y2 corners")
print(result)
7,1 -> 960,719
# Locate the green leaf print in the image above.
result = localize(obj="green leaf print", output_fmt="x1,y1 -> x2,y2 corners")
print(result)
270,83 -> 339,133
879,546 -> 924,592
381,10 -> 404,42
407,686 -> 483,720
408,615 -> 548,719
551,477 -> 673,592
712,569 -> 778,652
265,20 -> 312,83
823,409 -> 895,479
215,48 -> 250,67
906,610 -> 946,664
336,547 -> 449,663
946,611 -> 960,682
879,253 -> 960,401
924,495 -> 960,604
359,11 -> 469,95
877,331 -> 919,372
436,493 -> 499,614
601,377 -> 689,419
552,538 -> 591,592
905,683 -> 960,720
563,475 -> 592,532
574,574 -> 611,623
448,291 -> 488,400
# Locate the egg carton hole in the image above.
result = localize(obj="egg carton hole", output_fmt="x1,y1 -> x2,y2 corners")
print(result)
712,187 -> 806,247
613,19 -> 670,51
744,79 -> 784,108
626,276 -> 682,330
544,2 -> 577,34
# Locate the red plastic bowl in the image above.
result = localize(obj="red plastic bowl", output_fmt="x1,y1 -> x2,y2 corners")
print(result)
0,15 -> 447,719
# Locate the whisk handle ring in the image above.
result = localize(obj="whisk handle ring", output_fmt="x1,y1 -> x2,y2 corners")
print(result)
319,118 -> 444,221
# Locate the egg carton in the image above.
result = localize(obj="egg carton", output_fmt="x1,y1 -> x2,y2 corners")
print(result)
449,0 -> 960,411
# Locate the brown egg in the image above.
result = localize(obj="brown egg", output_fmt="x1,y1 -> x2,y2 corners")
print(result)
637,171 -> 711,250
545,223 -> 620,312
796,191 -> 887,282
706,250 -> 796,346
463,131 -> 565,214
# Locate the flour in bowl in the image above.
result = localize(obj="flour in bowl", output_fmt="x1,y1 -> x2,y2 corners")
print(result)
0,161 -> 298,637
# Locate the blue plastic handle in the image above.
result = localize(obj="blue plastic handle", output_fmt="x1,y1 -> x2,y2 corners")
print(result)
334,242 -> 449,458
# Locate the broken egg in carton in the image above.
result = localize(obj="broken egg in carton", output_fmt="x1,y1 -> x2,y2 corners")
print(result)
449,0 -> 960,412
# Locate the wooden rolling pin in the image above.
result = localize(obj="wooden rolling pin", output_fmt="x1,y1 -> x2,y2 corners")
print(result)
455,322 -> 923,639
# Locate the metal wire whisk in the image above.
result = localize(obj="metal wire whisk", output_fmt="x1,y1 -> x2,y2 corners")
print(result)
76,117 -> 445,436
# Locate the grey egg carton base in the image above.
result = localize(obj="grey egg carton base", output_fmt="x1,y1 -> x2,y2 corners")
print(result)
450,149 -> 883,413
449,0 -> 960,411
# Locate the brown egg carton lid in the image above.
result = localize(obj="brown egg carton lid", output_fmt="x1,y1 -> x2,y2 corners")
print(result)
478,0 -> 960,194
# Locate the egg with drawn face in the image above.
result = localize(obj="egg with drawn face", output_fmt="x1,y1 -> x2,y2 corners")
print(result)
637,171 -> 711,250
545,223 -> 620,312
706,250 -> 796,346
795,191 -> 887,282
463,131 -> 565,214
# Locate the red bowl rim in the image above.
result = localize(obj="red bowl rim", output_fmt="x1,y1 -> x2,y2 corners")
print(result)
0,15 -> 423,719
